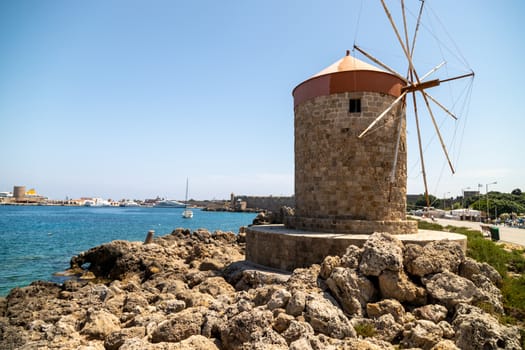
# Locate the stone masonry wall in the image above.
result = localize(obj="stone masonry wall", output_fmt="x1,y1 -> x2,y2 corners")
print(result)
292,91 -> 417,234
234,195 -> 295,213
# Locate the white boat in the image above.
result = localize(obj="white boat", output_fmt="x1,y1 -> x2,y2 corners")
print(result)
119,200 -> 140,207
154,199 -> 185,208
182,209 -> 193,218
84,198 -> 112,207
182,178 -> 193,219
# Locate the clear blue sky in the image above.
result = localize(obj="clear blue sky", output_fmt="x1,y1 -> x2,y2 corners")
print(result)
1,1 -> 523,201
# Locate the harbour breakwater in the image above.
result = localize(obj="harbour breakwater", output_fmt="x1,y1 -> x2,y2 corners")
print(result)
0,228 -> 521,349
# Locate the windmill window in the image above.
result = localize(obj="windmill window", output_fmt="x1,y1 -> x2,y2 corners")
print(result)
349,99 -> 361,113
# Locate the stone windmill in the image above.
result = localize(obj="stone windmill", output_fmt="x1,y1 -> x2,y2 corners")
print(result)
247,0 -> 472,271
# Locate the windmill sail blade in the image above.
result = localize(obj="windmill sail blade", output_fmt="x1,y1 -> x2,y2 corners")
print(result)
353,45 -> 407,82
440,71 -> 475,84
410,0 -> 425,58
419,91 -> 456,174
358,91 -> 407,138
390,111 -> 403,184
421,61 -> 446,81
424,92 -> 457,120
412,92 -> 431,208
401,0 -> 411,62
380,0 -> 418,82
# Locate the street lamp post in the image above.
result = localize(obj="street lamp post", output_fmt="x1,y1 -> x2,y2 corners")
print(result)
486,181 -> 497,221
443,192 -> 450,210
477,184 -> 483,222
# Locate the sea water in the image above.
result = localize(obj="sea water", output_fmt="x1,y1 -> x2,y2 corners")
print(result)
0,205 -> 256,296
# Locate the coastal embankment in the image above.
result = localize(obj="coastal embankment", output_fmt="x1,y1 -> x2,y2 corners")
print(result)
1,226 -> 521,349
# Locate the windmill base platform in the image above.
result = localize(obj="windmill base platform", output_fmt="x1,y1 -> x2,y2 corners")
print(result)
246,224 -> 467,272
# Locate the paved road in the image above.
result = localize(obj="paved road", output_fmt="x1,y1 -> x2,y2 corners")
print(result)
422,217 -> 525,247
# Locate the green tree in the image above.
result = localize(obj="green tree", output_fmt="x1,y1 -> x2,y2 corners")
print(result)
414,194 -> 438,209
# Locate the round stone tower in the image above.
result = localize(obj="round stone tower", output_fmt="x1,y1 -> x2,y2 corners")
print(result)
287,51 -> 417,235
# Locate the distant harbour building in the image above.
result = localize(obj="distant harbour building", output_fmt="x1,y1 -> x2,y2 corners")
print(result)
13,186 -> 26,200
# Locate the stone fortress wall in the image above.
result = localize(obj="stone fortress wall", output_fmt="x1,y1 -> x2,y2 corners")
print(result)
232,194 -> 295,213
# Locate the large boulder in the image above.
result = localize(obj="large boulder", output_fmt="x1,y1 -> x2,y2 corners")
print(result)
366,299 -> 406,324
150,307 -> 205,343
453,304 -> 522,350
220,307 -> 274,350
423,271 -> 483,309
378,270 -> 427,305
326,267 -> 377,316
80,309 -> 121,340
340,245 -> 363,269
286,290 -> 306,317
359,233 -> 404,276
304,292 -> 356,339
401,319 -> 444,350
469,274 -> 504,314
459,257 -> 503,286
413,304 -> 449,323
404,241 -> 465,277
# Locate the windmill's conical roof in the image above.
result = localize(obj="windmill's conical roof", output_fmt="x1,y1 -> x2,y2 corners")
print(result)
292,50 -> 404,107
311,50 -> 385,79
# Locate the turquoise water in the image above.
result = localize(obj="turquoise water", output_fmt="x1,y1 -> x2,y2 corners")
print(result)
0,205 -> 256,296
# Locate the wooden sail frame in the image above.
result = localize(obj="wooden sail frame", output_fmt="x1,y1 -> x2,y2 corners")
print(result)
356,0 -> 474,208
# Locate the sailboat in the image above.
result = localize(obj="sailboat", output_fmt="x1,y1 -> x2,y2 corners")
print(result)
182,178 -> 193,219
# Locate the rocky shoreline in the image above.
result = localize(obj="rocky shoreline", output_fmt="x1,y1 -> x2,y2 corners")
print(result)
0,228 -> 522,349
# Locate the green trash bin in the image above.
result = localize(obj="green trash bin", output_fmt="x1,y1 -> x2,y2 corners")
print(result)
490,226 -> 500,241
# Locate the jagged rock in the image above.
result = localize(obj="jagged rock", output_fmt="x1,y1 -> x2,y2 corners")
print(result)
423,270 -> 483,309
150,307 -> 205,343
267,288 -> 292,310
430,339 -> 460,350
80,309 -> 121,340
304,292 -> 356,339
176,289 -> 215,308
248,328 -> 288,349
289,337 -> 314,350
223,261 -> 290,291
401,319 -> 444,350
378,270 -> 427,305
374,314 -> 404,342
438,320 -> 455,339
177,335 -> 221,350
123,293 -> 149,313
366,299 -> 405,324
405,241 -> 465,277
104,327 -> 145,350
413,304 -> 448,323
340,337 -> 396,349
156,298 -> 186,314
452,303 -> 522,350
286,290 -> 306,316
272,311 -> 294,333
281,320 -> 314,344
326,267 -> 377,316
220,307 -> 274,350
459,257 -> 502,286
196,276 -> 236,297
286,265 -> 322,293
319,255 -> 341,279
340,244 -> 363,269
469,273 -> 504,314
359,232 -> 404,276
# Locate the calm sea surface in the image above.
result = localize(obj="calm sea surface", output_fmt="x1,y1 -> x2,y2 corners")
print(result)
0,205 -> 256,296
